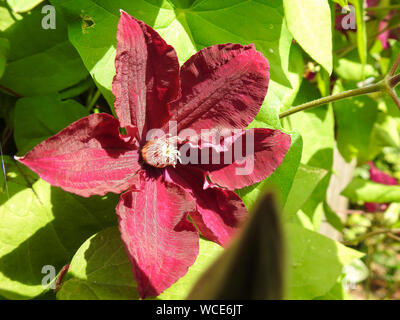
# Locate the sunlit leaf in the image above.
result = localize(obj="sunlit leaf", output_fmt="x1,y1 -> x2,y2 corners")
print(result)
283,0 -> 332,74
286,223 -> 363,299
57,227 -> 224,300
342,178 -> 400,203
6,0 -> 45,13
0,157 -> 118,299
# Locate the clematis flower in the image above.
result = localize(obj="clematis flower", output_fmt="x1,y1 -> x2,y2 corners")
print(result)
365,161 -> 398,212
16,11 -> 291,298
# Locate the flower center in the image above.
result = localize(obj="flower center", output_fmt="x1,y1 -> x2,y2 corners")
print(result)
141,136 -> 181,168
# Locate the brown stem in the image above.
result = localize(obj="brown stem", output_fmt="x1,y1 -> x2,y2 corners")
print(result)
389,73 -> 400,87
0,85 -> 22,98
387,233 -> 400,242
279,81 -> 385,118
390,52 -> 400,76
342,228 -> 400,246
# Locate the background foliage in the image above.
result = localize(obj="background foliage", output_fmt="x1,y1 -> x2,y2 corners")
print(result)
0,0 -> 399,300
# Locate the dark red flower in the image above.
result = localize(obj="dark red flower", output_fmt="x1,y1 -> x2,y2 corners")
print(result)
365,161 -> 398,212
16,11 -> 291,298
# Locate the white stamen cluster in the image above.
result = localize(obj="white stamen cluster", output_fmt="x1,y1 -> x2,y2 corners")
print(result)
141,136 -> 181,168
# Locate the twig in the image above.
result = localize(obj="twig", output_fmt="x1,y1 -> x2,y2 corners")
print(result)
86,89 -> 101,112
0,84 -> 22,98
279,81 -> 385,118
389,52 -> 400,76
343,229 -> 400,246
387,233 -> 400,242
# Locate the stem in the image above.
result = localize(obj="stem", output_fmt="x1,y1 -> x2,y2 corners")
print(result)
387,233 -> 400,242
86,90 -> 101,112
280,54 -> 400,119
390,73 -> 400,87
342,228 -> 400,246
279,81 -> 385,119
389,52 -> 400,76
387,87 -> 400,109
0,84 -> 22,98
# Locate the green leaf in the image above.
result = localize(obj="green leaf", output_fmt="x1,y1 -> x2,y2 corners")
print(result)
283,0 -> 333,74
57,227 -> 138,300
6,0 -> 45,13
283,164 -> 328,221
366,96 -> 400,154
59,77 -> 94,100
314,278 -> 347,300
0,3 -> 22,32
323,201 -> 345,232
349,0 -> 367,68
0,157 -> 118,299
286,223 -> 363,299
342,178 -> 400,203
0,5 -> 88,96
14,94 -> 89,155
0,155 -> 37,193
237,131 -> 303,211
334,50 -> 379,82
332,0 -> 349,8
283,80 -> 335,227
250,43 -> 304,129
0,37 -> 9,79
284,80 -> 335,171
57,227 -> 224,300
333,81 -> 379,164
187,192 -> 284,299
51,0 -> 293,110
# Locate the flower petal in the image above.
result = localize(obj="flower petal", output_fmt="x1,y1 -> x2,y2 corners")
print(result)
179,128 -> 291,190
365,162 -> 397,212
17,113 -> 140,197
113,11 -> 180,139
116,175 -> 199,298
166,166 -> 247,246
168,43 -> 269,133
369,161 -> 398,185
